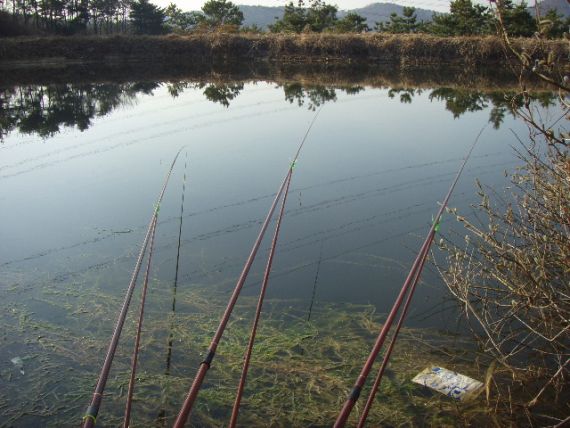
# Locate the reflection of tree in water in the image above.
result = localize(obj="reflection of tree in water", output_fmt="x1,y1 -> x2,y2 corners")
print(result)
343,86 -> 365,96
1,80 -> 558,141
167,81 -> 191,98
388,87 -> 423,104
389,87 -> 558,129
431,88 -> 557,128
0,81 -> 246,141
282,84 -> 366,110
130,81 -> 162,96
283,83 -> 337,110
429,88 -> 489,117
166,81 -> 244,107
0,83 -> 155,141
197,82 -> 244,107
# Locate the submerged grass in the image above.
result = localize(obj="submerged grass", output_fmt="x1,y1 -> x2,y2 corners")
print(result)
0,270 -> 507,428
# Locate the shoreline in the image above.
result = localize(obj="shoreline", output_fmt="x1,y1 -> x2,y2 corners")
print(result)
0,57 -> 555,92
0,33 -> 566,67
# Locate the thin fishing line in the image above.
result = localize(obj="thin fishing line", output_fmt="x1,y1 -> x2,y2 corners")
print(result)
28,160 -> 507,286
21,189 -> 465,302
1,105 -> 296,180
307,239 -> 324,322
0,96 -> 284,173
0,153 -> 507,269
166,162 -> 504,258
155,151 -> 189,425
10,153 -> 500,327
172,150 -> 188,321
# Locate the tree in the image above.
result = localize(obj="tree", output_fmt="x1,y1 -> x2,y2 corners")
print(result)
334,12 -> 368,33
498,0 -> 536,37
539,9 -> 569,38
117,0 -> 132,32
129,0 -> 165,34
270,0 -> 338,33
164,2 -> 199,33
376,6 -> 418,33
269,0 -> 307,33
305,0 -> 336,32
63,0 -> 89,33
200,0 -> 243,28
429,0 -> 492,36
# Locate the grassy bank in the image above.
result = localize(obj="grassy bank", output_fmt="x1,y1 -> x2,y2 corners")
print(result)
0,33 -> 566,66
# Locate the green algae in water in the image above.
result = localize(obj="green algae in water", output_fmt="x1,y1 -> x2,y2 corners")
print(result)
0,272 -> 499,428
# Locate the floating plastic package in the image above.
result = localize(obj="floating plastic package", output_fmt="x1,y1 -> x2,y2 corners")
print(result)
412,366 -> 483,401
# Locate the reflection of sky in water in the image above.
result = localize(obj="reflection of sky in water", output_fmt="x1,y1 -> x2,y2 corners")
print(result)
0,81 -> 554,332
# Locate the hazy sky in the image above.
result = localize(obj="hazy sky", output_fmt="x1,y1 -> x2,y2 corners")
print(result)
162,0 -> 456,13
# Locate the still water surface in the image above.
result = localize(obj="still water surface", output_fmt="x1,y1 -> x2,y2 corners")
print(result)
0,73 -> 561,426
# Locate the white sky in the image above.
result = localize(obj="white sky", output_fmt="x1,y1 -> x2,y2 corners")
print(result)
162,0 -> 456,13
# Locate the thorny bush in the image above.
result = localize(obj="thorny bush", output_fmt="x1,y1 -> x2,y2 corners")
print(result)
439,0 -> 569,424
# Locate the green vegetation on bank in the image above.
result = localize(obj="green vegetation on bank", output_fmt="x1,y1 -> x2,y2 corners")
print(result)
1,0 -> 568,38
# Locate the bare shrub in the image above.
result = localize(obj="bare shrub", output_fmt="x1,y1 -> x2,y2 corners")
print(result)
438,1 -> 569,422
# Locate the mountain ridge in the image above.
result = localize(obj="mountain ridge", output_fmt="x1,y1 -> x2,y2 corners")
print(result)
240,2 -> 436,29
237,0 -> 570,30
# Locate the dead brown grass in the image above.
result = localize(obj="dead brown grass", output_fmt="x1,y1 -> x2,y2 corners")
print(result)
0,33 -> 566,67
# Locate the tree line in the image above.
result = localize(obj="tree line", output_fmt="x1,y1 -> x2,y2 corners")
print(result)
0,0 -> 247,35
270,0 -> 568,37
1,0 -> 568,37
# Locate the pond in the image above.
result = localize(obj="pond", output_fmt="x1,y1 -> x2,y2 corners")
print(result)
0,63 -> 561,426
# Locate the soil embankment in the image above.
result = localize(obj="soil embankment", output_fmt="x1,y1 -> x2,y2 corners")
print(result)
0,33 -> 565,67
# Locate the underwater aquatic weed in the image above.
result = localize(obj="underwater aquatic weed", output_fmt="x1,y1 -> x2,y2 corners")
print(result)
0,277 -> 508,427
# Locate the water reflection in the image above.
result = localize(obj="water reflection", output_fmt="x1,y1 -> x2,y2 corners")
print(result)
389,87 -> 558,129
201,82 -> 245,107
0,80 -> 557,141
283,83 -> 338,110
2,69 -> 562,426
388,88 -> 419,104
0,83 -> 148,140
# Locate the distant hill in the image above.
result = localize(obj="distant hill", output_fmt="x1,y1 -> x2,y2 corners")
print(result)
528,0 -> 570,17
240,5 -> 284,29
339,3 -> 435,25
238,2 -> 437,30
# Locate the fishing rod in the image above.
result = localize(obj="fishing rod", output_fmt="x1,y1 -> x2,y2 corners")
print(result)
357,239 -> 431,427
229,166 -> 293,428
124,215 -> 158,428
333,127 -> 485,427
173,109 -> 322,428
82,147 -> 185,428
